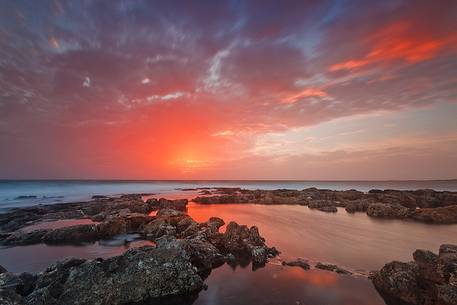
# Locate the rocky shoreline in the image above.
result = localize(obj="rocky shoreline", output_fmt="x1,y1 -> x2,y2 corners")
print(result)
0,196 -> 278,304
191,187 -> 457,224
371,244 -> 457,305
0,189 -> 456,304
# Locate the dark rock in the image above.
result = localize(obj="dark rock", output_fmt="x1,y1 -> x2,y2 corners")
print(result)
42,224 -> 98,244
315,262 -> 352,275
91,195 -> 108,200
371,261 -> 419,304
410,205 -> 457,224
147,198 -> 188,211
372,244 -> 457,305
2,230 -> 50,246
308,201 -> 337,213
0,265 -> 7,274
0,288 -> 24,305
16,273 -> 36,296
367,203 -> 410,219
345,200 -> 371,213
25,247 -> 204,305
282,259 -> 310,270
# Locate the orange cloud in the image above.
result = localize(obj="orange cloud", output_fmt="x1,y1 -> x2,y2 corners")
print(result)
48,36 -> 60,49
330,21 -> 455,72
281,88 -> 328,104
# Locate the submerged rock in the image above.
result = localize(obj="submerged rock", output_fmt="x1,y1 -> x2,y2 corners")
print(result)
315,262 -> 352,275
371,244 -> 457,305
282,259 -> 310,270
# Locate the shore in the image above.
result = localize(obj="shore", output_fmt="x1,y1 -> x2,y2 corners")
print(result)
0,188 -> 456,305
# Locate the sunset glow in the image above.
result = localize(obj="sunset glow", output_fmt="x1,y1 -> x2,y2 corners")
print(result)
0,0 -> 456,180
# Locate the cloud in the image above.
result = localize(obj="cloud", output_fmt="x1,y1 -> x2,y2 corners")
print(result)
83,77 -> 91,88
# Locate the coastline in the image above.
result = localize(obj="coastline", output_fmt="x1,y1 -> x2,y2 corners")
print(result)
0,187 -> 456,305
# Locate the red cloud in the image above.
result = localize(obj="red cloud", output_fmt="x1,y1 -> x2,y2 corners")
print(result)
330,21 -> 456,71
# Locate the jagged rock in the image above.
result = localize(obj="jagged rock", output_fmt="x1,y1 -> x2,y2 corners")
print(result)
345,200 -> 371,213
367,203 -> 410,219
146,198 -> 188,211
0,265 -> 6,274
410,206 -> 457,224
282,259 -> 310,270
24,247 -> 203,305
2,230 -> 50,246
371,244 -> 457,305
0,288 -> 24,305
42,224 -> 99,244
315,262 -> 352,275
308,201 -> 337,213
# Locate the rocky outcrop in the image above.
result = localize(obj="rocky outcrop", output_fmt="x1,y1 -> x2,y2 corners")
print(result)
308,201 -> 338,213
371,244 -> 457,305
315,262 -> 352,275
366,203 -> 410,219
410,206 -> 457,224
345,199 -> 371,213
192,188 -> 457,223
0,209 -> 278,305
282,259 -> 310,270
146,198 -> 188,211
24,247 -> 203,305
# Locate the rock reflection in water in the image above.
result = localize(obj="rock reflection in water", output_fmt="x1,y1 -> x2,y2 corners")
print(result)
193,263 -> 385,305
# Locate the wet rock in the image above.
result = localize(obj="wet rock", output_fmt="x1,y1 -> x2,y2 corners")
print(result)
372,261 -> 419,304
42,224 -> 98,244
282,259 -> 310,270
367,203 -> 410,219
315,262 -> 352,275
2,229 -> 50,246
345,200 -> 371,213
0,288 -> 24,305
308,201 -> 337,213
0,273 -> 22,290
146,198 -> 188,211
0,265 -> 6,274
25,247 -> 204,305
91,195 -> 108,200
410,205 -> 457,224
16,273 -> 36,296
223,222 -> 277,266
372,244 -> 457,305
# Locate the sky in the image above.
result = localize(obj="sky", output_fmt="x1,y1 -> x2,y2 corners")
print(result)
0,0 -> 456,180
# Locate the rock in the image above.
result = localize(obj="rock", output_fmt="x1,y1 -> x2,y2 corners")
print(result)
25,246 -> 204,305
282,259 -> 310,270
0,288 -> 24,305
367,203 -> 410,219
207,217 -> 225,231
16,273 -> 36,296
42,224 -> 99,244
371,261 -> 419,304
0,265 -> 6,274
91,195 -> 108,200
0,273 -> 22,290
372,244 -> 457,305
410,205 -> 457,224
2,230 -> 50,246
146,198 -> 188,211
308,201 -> 337,212
315,262 -> 352,275
223,222 -> 277,266
345,200 -> 371,213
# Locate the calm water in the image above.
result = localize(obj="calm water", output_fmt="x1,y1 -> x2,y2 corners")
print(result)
1,180 -> 457,210
1,185 -> 457,305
